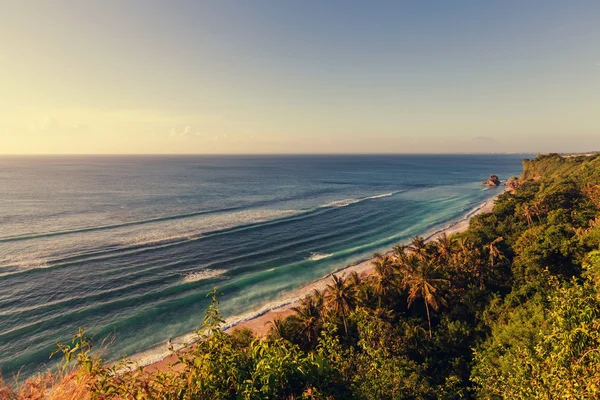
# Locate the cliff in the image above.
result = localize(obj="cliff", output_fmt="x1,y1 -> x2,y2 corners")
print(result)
522,152 -> 600,184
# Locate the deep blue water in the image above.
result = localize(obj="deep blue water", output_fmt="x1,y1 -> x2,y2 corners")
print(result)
0,154 -> 527,377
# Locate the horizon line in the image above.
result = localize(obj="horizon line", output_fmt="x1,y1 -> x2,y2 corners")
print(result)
0,152 -> 539,157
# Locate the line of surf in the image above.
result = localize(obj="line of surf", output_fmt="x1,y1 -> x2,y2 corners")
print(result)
0,192 -> 400,243
0,206 -> 246,243
0,203 -> 366,279
0,195 -> 481,327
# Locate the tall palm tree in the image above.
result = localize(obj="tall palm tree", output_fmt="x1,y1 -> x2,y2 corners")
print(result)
488,237 -> 506,268
354,279 -> 375,308
522,204 -> 534,226
434,233 -> 454,263
393,243 -> 409,264
407,235 -> 428,260
371,254 -> 397,307
326,274 -> 355,335
400,259 -> 448,338
453,237 -> 475,267
291,290 -> 323,344
310,288 -> 324,307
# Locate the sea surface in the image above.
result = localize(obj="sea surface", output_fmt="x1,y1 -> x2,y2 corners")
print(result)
0,154 -> 527,377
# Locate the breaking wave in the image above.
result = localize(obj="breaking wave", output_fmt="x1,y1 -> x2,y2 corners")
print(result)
181,269 -> 227,283
306,252 -> 333,261
321,192 -> 394,208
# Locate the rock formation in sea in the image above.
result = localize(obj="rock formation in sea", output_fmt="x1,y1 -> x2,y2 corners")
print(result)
482,174 -> 501,187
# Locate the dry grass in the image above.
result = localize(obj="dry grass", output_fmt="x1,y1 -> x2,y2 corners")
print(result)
0,369 -> 91,400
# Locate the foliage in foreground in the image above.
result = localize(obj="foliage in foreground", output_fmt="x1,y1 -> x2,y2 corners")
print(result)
3,153 -> 600,399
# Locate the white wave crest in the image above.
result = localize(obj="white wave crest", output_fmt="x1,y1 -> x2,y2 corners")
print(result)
124,232 -> 198,247
182,269 -> 226,283
367,192 -> 393,200
321,192 -> 393,208
307,252 -> 333,261
322,198 -> 362,208
117,209 -> 299,249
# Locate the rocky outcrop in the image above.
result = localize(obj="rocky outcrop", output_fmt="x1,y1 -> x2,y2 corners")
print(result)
482,174 -> 501,187
505,176 -> 521,191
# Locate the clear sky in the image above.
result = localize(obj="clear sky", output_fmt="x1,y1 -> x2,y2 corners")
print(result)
1,1 -> 599,154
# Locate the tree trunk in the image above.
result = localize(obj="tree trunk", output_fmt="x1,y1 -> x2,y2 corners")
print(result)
425,301 -> 432,338
343,314 -> 348,336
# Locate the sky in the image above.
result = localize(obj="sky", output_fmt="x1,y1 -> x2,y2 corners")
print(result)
1,1 -> 599,154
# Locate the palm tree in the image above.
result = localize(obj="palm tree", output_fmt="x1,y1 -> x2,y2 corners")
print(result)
522,204 -> 534,226
453,237 -> 476,267
291,290 -> 323,344
326,274 -> 355,335
454,238 -> 486,288
354,279 -> 375,308
407,235 -> 428,260
266,317 -> 288,339
393,243 -> 409,264
371,254 -> 397,307
310,288 -> 324,307
434,233 -> 454,262
347,270 -> 361,289
400,259 -> 448,338
487,237 -> 506,268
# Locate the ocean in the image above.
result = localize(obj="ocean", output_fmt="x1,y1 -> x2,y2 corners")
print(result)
0,154 -> 527,377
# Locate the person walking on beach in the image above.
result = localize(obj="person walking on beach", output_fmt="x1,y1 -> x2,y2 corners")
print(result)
167,337 -> 173,352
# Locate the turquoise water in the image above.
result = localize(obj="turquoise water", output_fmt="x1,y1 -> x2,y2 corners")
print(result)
0,154 -> 527,377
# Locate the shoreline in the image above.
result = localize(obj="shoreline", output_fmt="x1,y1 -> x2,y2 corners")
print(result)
140,190 -> 503,373
224,190 -> 500,336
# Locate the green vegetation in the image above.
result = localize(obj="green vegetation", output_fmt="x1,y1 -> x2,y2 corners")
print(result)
4,153 -> 600,399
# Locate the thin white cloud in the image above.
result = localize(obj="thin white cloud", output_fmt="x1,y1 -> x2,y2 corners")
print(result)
169,125 -> 201,138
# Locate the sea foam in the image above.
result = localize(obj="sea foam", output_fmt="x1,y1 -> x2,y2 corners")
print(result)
306,252 -> 333,261
321,192 -> 393,208
182,269 -> 226,283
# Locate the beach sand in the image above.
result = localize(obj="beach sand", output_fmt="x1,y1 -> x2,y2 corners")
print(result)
142,191 -> 501,373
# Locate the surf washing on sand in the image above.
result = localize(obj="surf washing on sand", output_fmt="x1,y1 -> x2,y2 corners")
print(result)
0,154 -> 528,377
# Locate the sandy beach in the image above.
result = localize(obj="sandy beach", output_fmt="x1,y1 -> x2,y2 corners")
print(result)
141,190 -> 502,374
